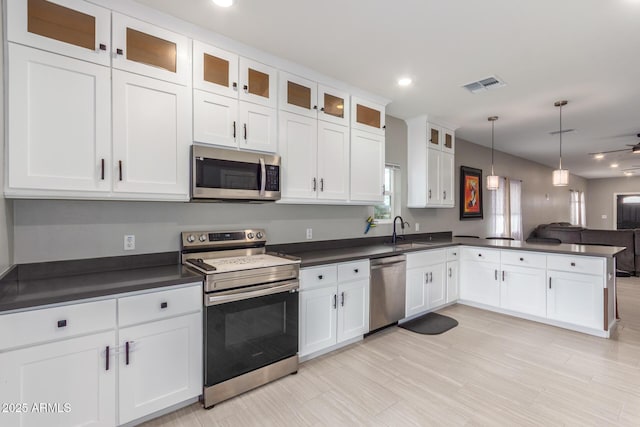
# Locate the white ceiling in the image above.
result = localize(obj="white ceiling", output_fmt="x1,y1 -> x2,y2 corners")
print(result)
135,0 -> 640,179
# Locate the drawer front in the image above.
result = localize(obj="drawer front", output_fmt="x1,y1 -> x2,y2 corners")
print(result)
461,247 -> 501,264
0,299 -> 116,351
118,284 -> 202,327
337,260 -> 370,282
446,247 -> 460,261
501,250 -> 546,269
300,265 -> 338,290
547,255 -> 604,276
406,249 -> 446,269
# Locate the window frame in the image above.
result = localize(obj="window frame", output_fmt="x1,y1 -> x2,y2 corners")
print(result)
373,164 -> 401,224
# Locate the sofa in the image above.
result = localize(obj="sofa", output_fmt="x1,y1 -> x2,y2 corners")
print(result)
527,223 -> 638,275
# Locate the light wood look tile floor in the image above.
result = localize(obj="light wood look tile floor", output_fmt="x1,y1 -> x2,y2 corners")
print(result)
143,277 -> 640,426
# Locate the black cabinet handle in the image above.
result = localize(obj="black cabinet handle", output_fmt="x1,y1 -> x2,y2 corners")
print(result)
105,346 -> 110,371
449,267 -> 452,278
320,107 -> 325,112
428,189 -> 432,199
312,178 -> 317,191
125,341 -> 130,365
478,253 -> 483,257
57,319 -> 67,328
520,257 -> 524,261
243,84 -> 248,92
502,270 -> 505,281
354,269 -> 359,273
233,121 -> 236,138
118,160 -> 123,181
549,277 -> 552,289
453,252 -> 457,256
318,274 -> 323,280
160,302 -> 168,309
494,269 -> 498,280
232,82 -> 238,90
243,123 -> 247,140
571,262 -> 576,267
313,105 -> 318,110
99,43 -> 107,51
100,159 -> 105,180
383,125 -> 386,129
116,48 -> 123,55
333,294 -> 337,309
341,292 -> 345,307
320,178 -> 324,192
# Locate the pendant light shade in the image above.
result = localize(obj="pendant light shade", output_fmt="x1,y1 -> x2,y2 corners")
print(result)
552,100 -> 569,187
486,116 -> 499,190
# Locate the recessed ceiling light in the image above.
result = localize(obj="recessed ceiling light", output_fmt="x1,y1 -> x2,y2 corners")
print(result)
611,163 -> 619,168
212,0 -> 235,7
397,77 -> 412,87
594,153 -> 604,160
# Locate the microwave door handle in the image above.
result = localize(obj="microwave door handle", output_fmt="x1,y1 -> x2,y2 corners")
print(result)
259,157 -> 266,196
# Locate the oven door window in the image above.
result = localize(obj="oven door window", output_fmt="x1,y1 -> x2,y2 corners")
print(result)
205,289 -> 298,386
196,158 -> 260,190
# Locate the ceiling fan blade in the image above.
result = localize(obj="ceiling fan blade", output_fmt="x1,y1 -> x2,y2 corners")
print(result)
588,148 -> 630,155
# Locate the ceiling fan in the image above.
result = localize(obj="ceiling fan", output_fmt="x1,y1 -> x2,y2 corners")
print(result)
589,134 -> 640,156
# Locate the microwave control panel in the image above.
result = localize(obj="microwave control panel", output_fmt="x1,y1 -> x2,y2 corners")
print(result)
265,165 -> 280,191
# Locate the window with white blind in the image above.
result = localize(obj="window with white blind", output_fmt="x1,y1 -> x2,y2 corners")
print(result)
374,164 -> 401,223
570,190 -> 586,226
490,177 -> 523,240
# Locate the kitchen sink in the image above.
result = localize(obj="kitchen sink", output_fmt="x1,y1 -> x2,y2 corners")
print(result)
384,242 -> 436,250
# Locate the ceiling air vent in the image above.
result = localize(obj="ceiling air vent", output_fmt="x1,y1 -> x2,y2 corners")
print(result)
462,75 -> 506,94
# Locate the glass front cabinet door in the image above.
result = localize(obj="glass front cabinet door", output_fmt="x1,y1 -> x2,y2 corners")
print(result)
319,85 -> 349,127
112,13 -> 189,85
351,97 -> 385,135
7,0 -> 111,66
279,72 -> 317,118
239,57 -> 277,108
193,40 -> 239,99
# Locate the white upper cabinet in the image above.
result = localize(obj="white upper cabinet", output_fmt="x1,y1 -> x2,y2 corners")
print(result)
318,85 -> 350,126
193,40 -> 239,98
6,0 -> 111,66
279,72 -> 318,118
112,70 -> 190,199
112,13 -> 190,85
239,57 -> 277,108
193,90 -> 239,149
350,129 -> 385,203
317,121 -> 350,201
239,101 -> 278,152
6,44 -> 111,195
407,116 -> 457,208
351,97 -> 385,135
280,112 -> 318,199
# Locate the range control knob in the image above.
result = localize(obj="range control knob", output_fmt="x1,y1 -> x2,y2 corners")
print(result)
199,234 -> 207,242
256,232 -> 264,239
186,234 -> 195,243
247,232 -> 255,239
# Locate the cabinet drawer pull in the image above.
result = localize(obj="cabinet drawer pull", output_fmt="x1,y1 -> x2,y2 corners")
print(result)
118,160 -> 123,181
160,302 -> 168,309
100,158 -> 105,180
125,341 -> 130,365
318,274 -> 323,280
519,257 -> 524,261
57,319 -> 67,328
478,253 -> 483,257
333,294 -> 337,309
116,48 -> 123,55
354,268 -> 359,273
105,346 -> 110,371
571,262 -> 576,267
453,252 -> 457,256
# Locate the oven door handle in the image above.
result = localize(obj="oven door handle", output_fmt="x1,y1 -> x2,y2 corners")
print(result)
259,157 -> 266,197
206,280 -> 299,306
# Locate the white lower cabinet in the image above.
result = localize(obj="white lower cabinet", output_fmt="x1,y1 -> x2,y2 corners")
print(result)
118,313 -> 202,425
547,270 -> 603,329
446,260 -> 459,303
0,283 -> 202,427
459,259 -> 501,307
0,331 -> 116,427
299,261 -> 369,358
405,249 -> 447,318
500,265 -> 547,317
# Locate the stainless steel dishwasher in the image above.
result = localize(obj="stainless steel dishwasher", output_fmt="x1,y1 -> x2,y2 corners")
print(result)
369,254 -> 407,331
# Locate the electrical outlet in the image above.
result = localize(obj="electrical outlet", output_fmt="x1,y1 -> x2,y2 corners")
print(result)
306,228 -> 313,240
601,214 -> 608,220
124,235 -> 135,251
415,223 -> 420,232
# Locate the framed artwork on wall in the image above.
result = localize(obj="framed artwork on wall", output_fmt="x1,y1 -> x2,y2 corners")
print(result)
460,166 -> 483,220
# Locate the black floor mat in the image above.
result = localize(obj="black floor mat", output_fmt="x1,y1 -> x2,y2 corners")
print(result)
398,312 -> 458,335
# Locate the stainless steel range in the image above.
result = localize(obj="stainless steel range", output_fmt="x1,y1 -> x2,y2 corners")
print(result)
181,229 -> 300,408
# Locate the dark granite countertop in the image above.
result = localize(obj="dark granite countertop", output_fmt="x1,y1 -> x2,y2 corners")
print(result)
270,236 -> 626,268
0,252 -> 202,313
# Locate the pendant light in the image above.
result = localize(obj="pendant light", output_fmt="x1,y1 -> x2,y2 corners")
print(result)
486,116 -> 499,190
552,100 -> 569,186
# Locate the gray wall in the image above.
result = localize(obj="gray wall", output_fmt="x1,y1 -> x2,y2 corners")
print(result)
586,176 -> 640,230
384,116 -> 587,241
12,115 -> 585,264
0,8 -> 14,272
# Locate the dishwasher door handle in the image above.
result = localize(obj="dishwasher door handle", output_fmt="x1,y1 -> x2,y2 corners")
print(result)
371,261 -> 405,270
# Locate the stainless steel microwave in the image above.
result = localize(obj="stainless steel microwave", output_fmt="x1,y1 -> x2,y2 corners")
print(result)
191,145 -> 281,202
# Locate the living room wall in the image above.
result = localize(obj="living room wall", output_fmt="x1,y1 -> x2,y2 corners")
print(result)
586,176 -> 640,230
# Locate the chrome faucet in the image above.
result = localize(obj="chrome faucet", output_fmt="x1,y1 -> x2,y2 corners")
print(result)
392,215 -> 410,244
